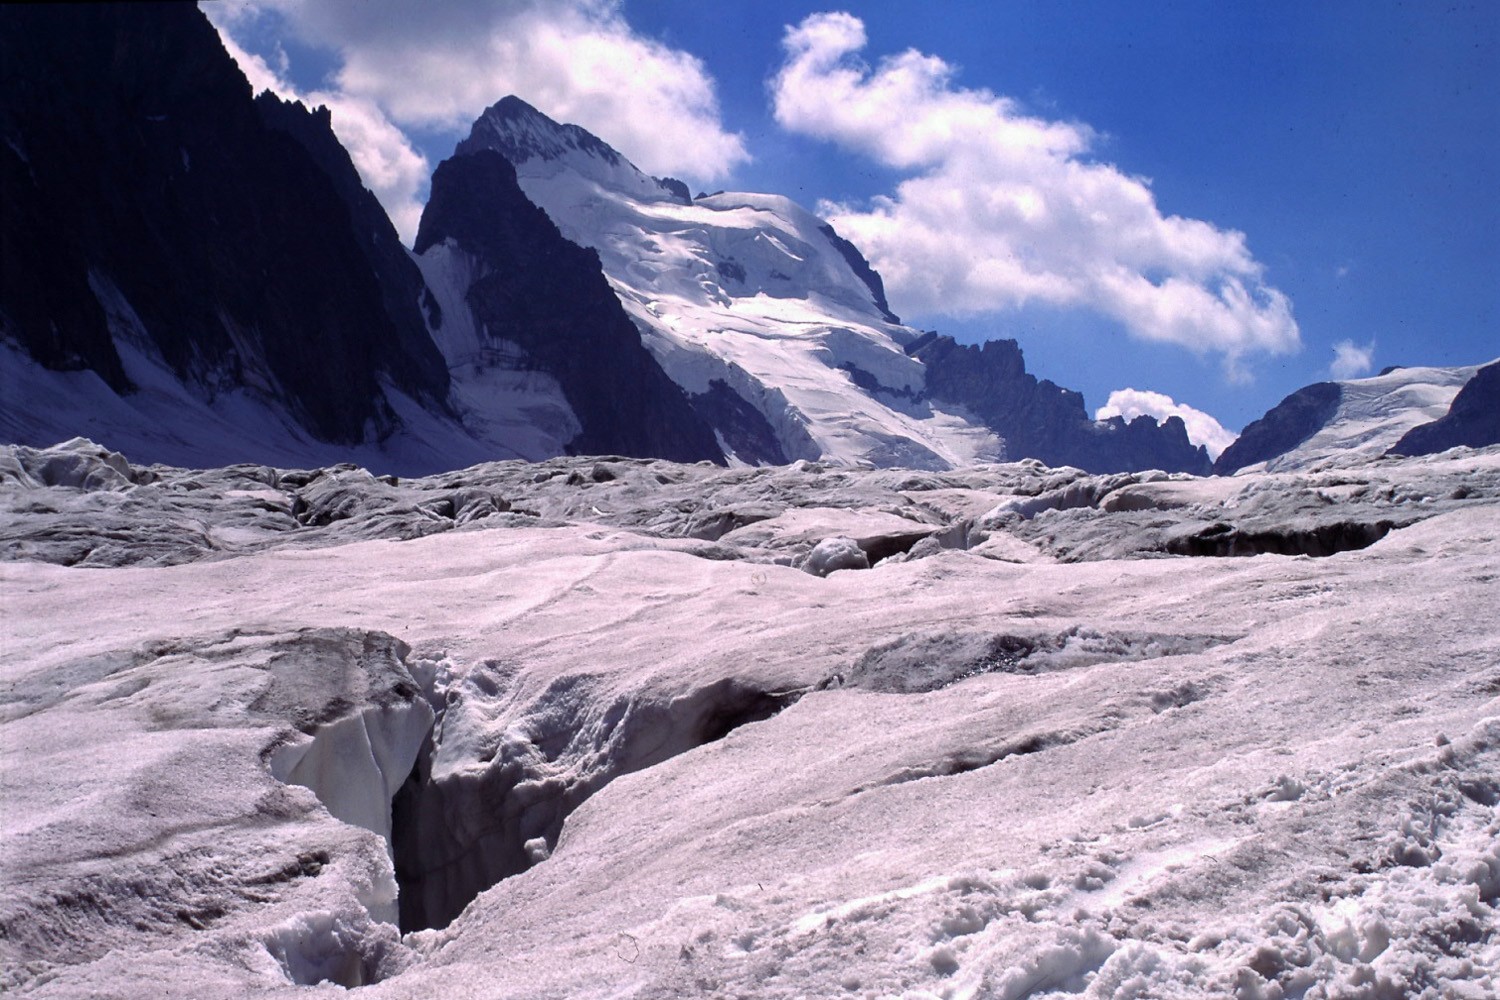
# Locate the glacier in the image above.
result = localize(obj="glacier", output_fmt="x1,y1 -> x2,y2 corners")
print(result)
3,437 -> 1497,998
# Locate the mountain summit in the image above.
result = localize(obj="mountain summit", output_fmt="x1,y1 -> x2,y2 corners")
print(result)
462,97 -> 1211,473
459,96 -> 692,206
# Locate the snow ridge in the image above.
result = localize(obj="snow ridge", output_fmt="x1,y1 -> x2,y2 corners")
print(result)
459,96 -> 688,207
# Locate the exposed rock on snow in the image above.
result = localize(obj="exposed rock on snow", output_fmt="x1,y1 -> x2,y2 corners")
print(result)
1213,381 -> 1343,475
3,439 -> 1499,998
412,149 -> 723,464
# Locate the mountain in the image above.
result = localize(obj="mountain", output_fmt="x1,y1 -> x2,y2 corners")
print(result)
0,4 -> 450,459
1215,361 -> 1494,474
910,334 -> 1210,474
1390,360 -> 1500,456
412,149 -> 722,463
458,97 -> 1210,474
0,6 -> 1221,476
0,5 -> 721,473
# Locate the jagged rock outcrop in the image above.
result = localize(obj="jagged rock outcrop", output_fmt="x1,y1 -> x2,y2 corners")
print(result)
1390,361 -> 1500,456
0,3 -> 449,446
687,380 -> 790,466
459,96 -> 692,207
414,150 -> 723,463
912,335 -> 1212,474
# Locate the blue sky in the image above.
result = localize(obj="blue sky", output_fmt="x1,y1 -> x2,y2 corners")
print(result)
212,1 -> 1497,437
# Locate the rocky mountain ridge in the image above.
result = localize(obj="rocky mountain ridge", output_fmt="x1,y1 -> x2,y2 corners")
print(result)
413,149 -> 721,463
3,4 -> 1493,481
0,3 -> 450,446
1215,361 -> 1498,474
0,4 -> 721,472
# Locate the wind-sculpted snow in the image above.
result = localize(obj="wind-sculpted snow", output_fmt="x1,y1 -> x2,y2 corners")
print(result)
3,438 -> 1499,998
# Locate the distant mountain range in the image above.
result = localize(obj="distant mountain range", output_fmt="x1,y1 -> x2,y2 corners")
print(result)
1,5 -> 1493,476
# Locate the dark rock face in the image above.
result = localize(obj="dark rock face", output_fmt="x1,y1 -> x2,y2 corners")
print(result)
818,224 -> 901,324
254,94 -> 449,401
1212,382 -> 1342,475
415,151 -> 723,463
1390,361 -> 1500,456
655,176 -> 692,204
689,380 -> 789,465
0,4 -> 450,445
460,95 -> 620,166
913,336 -> 1211,474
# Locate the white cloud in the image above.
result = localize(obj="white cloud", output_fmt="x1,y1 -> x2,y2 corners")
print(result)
210,16 -> 431,243
1330,339 -> 1376,379
772,13 -> 1300,374
1095,388 -> 1237,459
211,0 -> 747,194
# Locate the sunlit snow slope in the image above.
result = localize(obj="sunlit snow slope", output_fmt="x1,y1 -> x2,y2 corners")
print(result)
460,97 -> 1003,470
1220,362 -> 1491,475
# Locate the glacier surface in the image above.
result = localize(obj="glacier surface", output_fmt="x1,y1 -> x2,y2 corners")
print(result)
3,438 -> 1498,998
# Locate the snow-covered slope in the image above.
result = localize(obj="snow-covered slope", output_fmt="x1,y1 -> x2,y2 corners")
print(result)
461,97 -> 1003,470
1218,362 -> 1492,475
1393,360 -> 1500,456
4,439 -> 1499,997
0,338 -> 544,477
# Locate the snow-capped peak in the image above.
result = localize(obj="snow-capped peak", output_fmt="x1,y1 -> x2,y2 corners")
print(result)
453,99 -> 1003,469
457,96 -> 689,206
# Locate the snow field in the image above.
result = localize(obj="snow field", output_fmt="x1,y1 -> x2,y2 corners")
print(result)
2,441 -> 1498,996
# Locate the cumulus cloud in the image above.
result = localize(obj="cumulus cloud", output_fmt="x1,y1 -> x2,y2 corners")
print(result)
1095,389 -> 1237,459
1329,339 -> 1376,379
211,0 -> 747,204
210,15 -> 432,243
772,13 -> 1300,373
